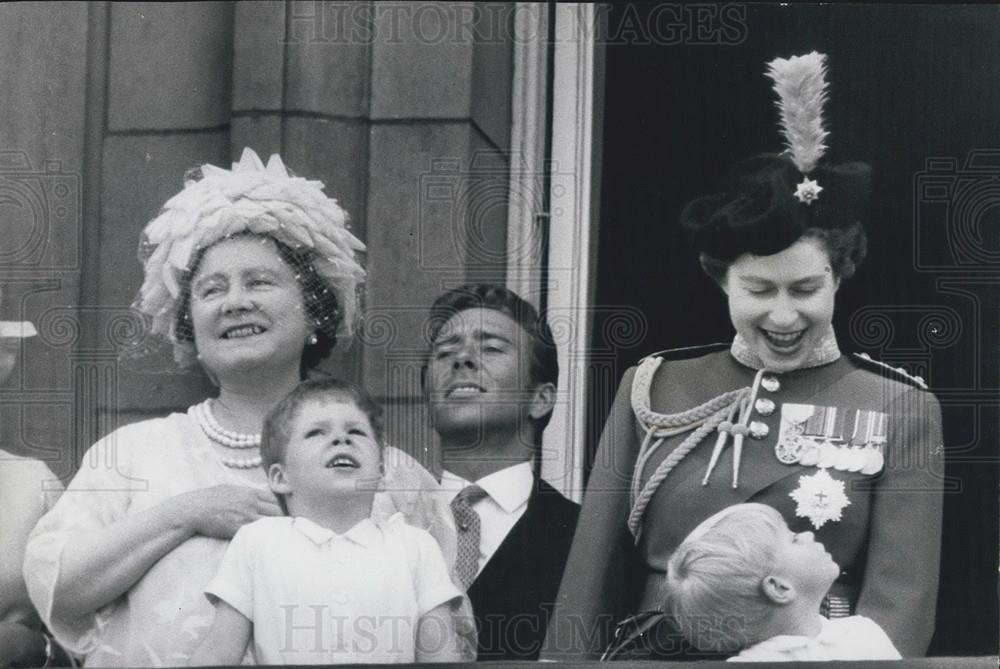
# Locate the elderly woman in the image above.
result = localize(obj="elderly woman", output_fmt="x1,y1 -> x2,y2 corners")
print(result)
543,53 -> 942,660
25,149 -> 457,666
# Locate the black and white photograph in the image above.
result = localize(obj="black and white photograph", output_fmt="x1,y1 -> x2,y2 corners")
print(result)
0,3 -> 996,667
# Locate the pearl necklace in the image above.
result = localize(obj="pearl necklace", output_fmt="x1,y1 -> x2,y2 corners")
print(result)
193,400 -> 261,448
192,400 -> 263,469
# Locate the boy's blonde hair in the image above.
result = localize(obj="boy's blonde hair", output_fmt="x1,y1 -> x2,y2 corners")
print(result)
663,503 -> 787,652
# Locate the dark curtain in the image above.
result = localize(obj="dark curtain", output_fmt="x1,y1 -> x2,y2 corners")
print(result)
592,4 -> 999,656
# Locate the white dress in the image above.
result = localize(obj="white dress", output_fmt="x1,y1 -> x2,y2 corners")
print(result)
24,410 -> 459,667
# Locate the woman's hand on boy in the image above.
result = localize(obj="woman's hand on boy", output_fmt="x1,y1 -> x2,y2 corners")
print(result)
176,485 -> 283,540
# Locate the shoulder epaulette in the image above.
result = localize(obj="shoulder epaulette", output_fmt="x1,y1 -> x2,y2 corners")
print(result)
638,342 -> 730,365
850,352 -> 928,390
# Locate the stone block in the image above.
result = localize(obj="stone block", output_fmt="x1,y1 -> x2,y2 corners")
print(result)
280,117 -> 370,239
230,116 -> 283,158
471,3 -> 514,151
108,3 -> 234,130
0,4 -> 87,274
370,2 -> 474,119
233,1 -> 286,110
458,138 -> 508,278
286,1 -> 372,117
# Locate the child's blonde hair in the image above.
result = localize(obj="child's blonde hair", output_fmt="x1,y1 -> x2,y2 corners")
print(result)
663,503 -> 787,652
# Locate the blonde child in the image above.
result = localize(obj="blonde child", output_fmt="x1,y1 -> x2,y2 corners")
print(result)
190,378 -> 466,665
663,503 -> 900,662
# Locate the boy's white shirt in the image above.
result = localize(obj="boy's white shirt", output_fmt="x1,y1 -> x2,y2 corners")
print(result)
440,462 -> 534,575
729,615 -> 902,662
205,513 -> 463,664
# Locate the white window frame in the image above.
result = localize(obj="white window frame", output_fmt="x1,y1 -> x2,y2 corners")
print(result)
507,3 -> 603,501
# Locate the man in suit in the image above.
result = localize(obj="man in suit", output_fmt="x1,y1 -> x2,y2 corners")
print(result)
423,284 -> 580,660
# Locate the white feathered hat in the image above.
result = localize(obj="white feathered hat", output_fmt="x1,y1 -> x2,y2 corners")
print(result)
134,148 -> 366,363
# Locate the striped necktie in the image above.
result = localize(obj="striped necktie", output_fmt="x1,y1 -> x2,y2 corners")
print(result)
451,484 -> 489,590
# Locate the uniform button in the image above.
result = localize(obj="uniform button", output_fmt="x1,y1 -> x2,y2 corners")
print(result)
754,398 -> 776,416
749,421 -> 769,439
761,375 -> 781,393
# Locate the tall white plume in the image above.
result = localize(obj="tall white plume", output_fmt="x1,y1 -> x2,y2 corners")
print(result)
766,51 -> 829,174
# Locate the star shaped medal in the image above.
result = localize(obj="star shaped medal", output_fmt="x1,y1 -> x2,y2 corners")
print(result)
794,177 -> 823,204
789,468 -> 850,529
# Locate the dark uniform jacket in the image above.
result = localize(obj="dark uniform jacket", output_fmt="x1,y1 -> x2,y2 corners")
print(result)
468,478 -> 579,660
543,345 -> 943,660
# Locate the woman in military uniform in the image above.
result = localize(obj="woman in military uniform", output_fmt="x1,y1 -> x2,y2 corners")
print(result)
542,53 -> 943,660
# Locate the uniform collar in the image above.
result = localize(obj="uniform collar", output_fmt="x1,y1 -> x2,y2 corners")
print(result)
441,461 -> 534,513
730,330 -> 841,371
291,515 -> 380,548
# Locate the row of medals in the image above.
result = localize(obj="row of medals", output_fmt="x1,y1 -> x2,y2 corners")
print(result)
767,402 -> 887,476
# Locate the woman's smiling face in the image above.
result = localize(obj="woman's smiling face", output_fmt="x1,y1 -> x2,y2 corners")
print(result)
188,236 -> 310,379
723,236 -> 839,372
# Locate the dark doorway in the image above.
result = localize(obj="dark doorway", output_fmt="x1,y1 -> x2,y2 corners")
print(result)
591,4 -> 999,657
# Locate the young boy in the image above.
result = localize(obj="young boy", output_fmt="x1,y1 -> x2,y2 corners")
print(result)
663,503 -> 901,662
190,379 -> 466,665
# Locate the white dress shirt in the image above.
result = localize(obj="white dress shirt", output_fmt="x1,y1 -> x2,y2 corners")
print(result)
440,462 -> 534,576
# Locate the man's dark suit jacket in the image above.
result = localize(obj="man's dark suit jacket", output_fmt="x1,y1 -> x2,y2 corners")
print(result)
466,477 -> 580,660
